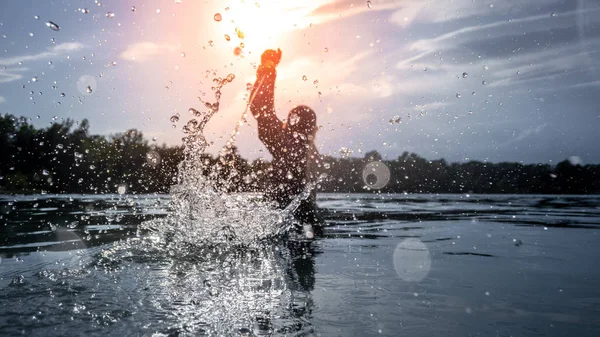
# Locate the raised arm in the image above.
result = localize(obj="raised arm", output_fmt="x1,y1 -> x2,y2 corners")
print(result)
250,50 -> 286,152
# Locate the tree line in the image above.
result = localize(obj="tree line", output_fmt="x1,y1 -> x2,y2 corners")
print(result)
1,114 -> 598,195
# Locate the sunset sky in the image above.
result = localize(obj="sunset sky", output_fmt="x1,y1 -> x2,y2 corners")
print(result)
1,0 -> 599,164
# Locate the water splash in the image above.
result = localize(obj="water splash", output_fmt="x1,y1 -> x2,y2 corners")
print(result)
138,71 -> 311,247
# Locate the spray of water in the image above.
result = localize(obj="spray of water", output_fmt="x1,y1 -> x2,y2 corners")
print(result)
139,71 -> 316,247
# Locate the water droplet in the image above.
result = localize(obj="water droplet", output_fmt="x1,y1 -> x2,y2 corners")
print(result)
225,7 -> 230,11
60,93 -> 65,97
89,165 -> 96,170
34,15 -> 40,20
117,184 -> 127,195
313,79 -> 319,85
234,46 -> 242,56
86,86 -> 92,93
208,40 -> 214,47
106,12 -> 115,19
302,75 -> 308,81
324,47 -> 329,53
214,13 -> 222,22
46,21 -> 60,31
29,32 -> 34,37
482,80 -> 487,85
31,76 -> 38,82
462,72 -> 468,78
131,6 -> 136,12
456,93 -> 462,98
389,116 -> 401,124
224,34 -> 230,41
235,27 -> 245,39
170,115 -> 180,123
80,8 -> 89,14
180,52 -> 186,57
225,73 -> 235,82
468,110 -> 473,115
551,12 -> 557,17
42,169 -> 50,176
513,238 -> 523,246
483,65 -> 489,70
367,1 -> 372,9
152,137 -> 157,141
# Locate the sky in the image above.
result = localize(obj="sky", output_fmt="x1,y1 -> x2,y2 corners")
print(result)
1,0 -> 599,165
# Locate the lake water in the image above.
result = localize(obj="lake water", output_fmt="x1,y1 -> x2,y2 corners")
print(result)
1,193 -> 599,336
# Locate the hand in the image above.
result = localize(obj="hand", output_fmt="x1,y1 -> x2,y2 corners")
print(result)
260,48 -> 282,68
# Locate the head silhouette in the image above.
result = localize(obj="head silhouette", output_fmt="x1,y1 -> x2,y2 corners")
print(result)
286,105 -> 317,138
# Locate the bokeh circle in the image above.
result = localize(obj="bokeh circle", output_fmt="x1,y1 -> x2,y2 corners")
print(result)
362,161 -> 391,189
393,238 -> 431,282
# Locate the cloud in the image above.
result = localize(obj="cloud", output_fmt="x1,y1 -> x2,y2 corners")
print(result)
120,42 -> 177,62
0,67 -> 26,83
0,96 -> 5,104
0,43 -> 84,84
390,0 -> 566,25
307,0 -> 415,26
500,124 -> 548,148
0,42 -> 84,66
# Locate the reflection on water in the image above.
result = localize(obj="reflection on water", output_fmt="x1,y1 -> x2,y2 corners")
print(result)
1,193 -> 600,336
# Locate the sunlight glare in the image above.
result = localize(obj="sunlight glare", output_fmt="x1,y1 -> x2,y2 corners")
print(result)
215,0 -> 319,54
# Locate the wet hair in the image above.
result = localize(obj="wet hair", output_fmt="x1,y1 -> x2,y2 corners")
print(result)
287,105 -> 317,136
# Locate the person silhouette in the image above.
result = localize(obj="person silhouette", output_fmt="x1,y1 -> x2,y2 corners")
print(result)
249,49 -> 323,234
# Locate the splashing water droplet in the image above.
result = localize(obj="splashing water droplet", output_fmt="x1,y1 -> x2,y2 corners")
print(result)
468,110 -> 473,115
131,6 -> 136,12
106,12 -> 115,19
367,1 -> 372,9
77,75 -> 96,95
235,27 -> 245,39
482,80 -> 487,85
31,76 -> 38,82
339,147 -> 353,158
180,52 -> 186,57
456,93 -> 461,98
34,15 -> 40,20
389,116 -> 401,124
214,13 -> 222,22
324,47 -> 329,53
170,115 -> 180,123
302,75 -> 308,81
117,184 -> 127,195
46,21 -> 60,31
224,34 -> 230,41
208,40 -> 214,47
42,169 -> 50,176
462,72 -> 468,78
234,46 -> 242,56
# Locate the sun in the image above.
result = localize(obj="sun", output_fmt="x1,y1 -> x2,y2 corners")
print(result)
214,0 -> 319,54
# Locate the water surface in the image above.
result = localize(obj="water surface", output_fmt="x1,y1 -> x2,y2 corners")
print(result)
1,193 -> 599,336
